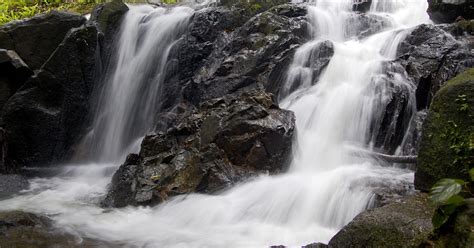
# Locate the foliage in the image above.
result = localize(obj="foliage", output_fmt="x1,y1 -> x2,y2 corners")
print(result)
0,0 -> 177,25
0,0 -> 105,24
429,168 -> 474,230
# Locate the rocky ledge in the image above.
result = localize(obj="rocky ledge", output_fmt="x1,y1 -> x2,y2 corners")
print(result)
103,90 -> 295,207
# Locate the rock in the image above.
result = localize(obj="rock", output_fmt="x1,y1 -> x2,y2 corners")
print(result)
90,0 -> 129,66
397,24 -> 474,111
0,49 -> 33,109
328,193 -> 435,248
0,24 -> 99,170
0,211 -> 113,247
352,0 -> 372,12
279,40 -> 334,99
303,242 -> 328,248
103,91 -> 295,207
219,0 -> 289,14
415,68 -> 474,192
0,174 -> 28,200
428,0 -> 474,24
0,11 -> 86,70
162,4 -> 307,110
90,0 -> 128,37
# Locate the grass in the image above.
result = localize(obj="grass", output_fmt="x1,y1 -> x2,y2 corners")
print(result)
0,0 -> 180,25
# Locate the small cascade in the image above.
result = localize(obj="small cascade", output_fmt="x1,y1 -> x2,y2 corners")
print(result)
84,5 -> 194,163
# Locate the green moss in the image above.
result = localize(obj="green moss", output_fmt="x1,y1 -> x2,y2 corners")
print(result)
415,68 -> 474,191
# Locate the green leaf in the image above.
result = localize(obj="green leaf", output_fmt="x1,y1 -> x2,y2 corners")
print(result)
430,178 -> 465,205
432,209 -> 449,229
444,195 -> 465,206
470,168 -> 474,182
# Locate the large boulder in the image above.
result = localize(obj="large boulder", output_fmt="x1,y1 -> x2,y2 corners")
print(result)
90,0 -> 129,68
397,24 -> 474,111
0,211 -> 111,247
415,68 -> 474,192
160,4 -> 308,110
103,91 -> 295,207
0,49 -> 33,109
328,193 -> 435,248
385,24 -> 474,155
0,11 -> 85,70
428,0 -> 474,24
0,24 -> 99,171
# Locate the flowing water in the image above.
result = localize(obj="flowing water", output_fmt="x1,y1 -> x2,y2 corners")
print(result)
0,1 -> 430,247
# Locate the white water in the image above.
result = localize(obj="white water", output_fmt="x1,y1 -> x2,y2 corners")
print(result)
0,1 -> 430,247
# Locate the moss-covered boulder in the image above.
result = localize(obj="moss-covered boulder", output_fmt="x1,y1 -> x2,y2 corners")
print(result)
328,193 -> 435,248
0,211 -> 112,247
415,68 -> 474,192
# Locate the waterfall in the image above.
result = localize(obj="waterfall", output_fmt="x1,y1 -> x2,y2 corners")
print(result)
0,1 -> 430,247
84,5 -> 194,162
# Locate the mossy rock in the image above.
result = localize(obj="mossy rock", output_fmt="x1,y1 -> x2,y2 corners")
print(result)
0,211 -> 112,247
90,0 -> 128,37
328,193 -> 435,248
220,0 -> 289,15
415,68 -> 474,192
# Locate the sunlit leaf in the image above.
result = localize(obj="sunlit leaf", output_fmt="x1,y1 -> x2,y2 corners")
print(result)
430,178 -> 465,205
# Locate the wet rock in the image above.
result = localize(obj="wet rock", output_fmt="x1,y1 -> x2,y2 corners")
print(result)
0,211 -> 113,247
397,24 -> 474,110
0,49 -> 33,109
219,0 -> 289,14
303,242 -> 328,248
90,0 -> 129,67
0,24 -> 99,170
328,193 -> 435,248
347,13 -> 392,39
415,68 -> 474,192
0,11 -> 86,70
163,4 -> 308,110
428,0 -> 474,24
0,174 -> 28,200
90,0 -> 128,37
279,40 -> 334,99
103,91 -> 295,207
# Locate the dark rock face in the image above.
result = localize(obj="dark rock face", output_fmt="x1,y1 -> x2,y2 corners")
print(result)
397,24 -> 474,112
372,23 -> 474,155
90,0 -> 129,68
428,0 -> 474,24
0,49 -> 33,109
0,11 -> 85,70
0,211 -> 113,247
161,4 -> 308,110
415,68 -> 474,192
0,24 -> 99,170
103,91 -> 295,207
90,0 -> 128,38
0,174 -> 28,200
328,193 -> 435,248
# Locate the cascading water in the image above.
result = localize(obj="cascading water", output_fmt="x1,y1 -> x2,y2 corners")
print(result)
85,5 -> 194,162
0,1 -> 431,247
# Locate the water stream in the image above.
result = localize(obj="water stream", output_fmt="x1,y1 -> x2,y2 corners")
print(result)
0,1 -> 430,247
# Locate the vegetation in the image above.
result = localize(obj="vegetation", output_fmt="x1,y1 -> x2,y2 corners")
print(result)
429,168 -> 473,230
0,0 -> 179,25
0,0 -> 103,24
